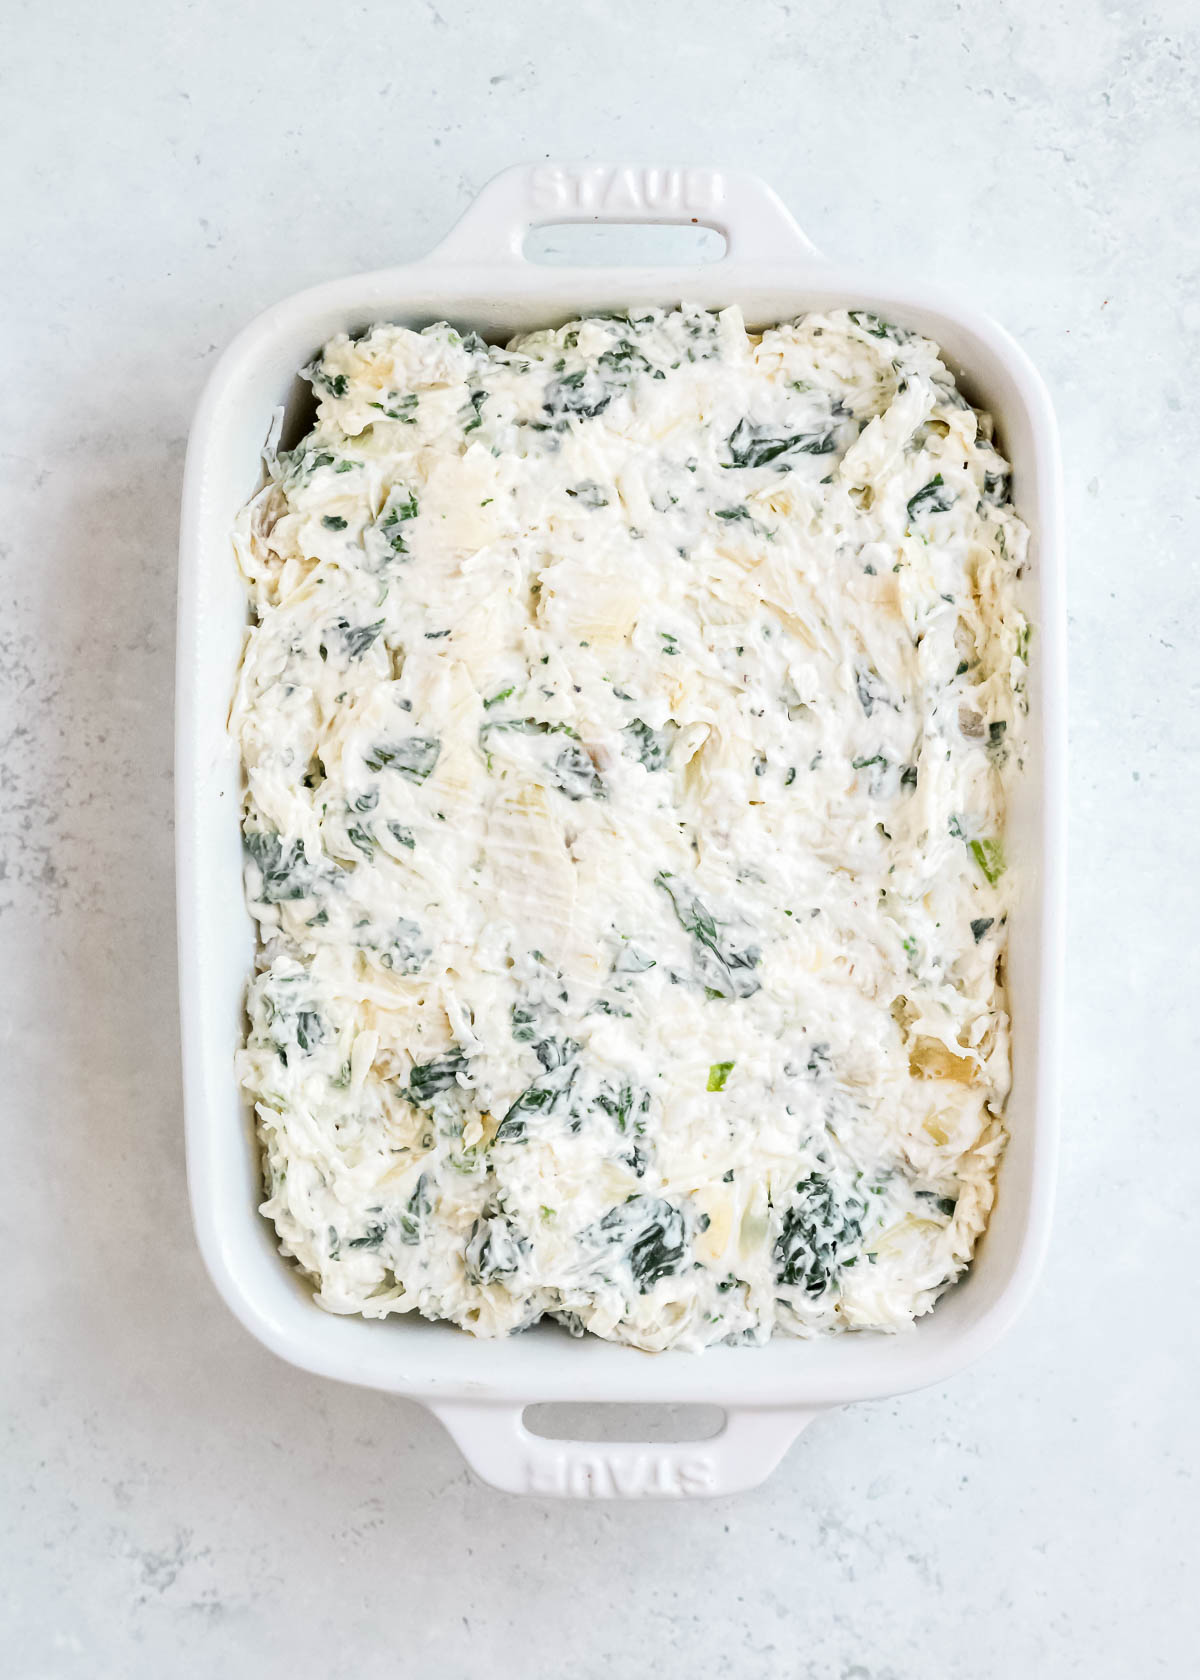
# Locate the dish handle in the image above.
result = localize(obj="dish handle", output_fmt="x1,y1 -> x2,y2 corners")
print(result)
423,162 -> 826,269
428,1400 -> 820,1498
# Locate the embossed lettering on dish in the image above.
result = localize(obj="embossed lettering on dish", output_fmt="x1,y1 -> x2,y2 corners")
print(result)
524,1451 -> 716,1497
528,164 -> 724,216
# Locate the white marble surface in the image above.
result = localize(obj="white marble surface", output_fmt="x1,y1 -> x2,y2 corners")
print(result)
3,0 -> 1197,1673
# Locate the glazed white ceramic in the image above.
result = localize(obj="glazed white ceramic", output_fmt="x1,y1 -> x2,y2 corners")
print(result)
176,163 -> 1065,1498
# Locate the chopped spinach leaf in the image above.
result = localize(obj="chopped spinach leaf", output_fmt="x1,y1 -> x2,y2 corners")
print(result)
339,619 -> 385,659
495,1061 -> 578,1140
378,917 -> 429,974
723,415 -> 838,468
347,1221 -> 387,1250
588,1195 -> 687,1293
906,474 -> 954,523
595,1081 -> 649,1135
397,1175 -> 430,1245
364,736 -> 441,780
306,365 -> 348,399
622,717 -> 674,772
550,741 -> 605,801
295,1010 -> 324,1052
655,872 -> 761,1001
464,1213 -> 528,1284
405,1050 -> 468,1106
855,667 -> 889,717
534,1036 -> 580,1072
543,368 -> 612,422
462,389 -> 487,432
243,830 -> 317,903
511,1005 -> 538,1043
847,309 -> 908,342
774,1174 -> 865,1296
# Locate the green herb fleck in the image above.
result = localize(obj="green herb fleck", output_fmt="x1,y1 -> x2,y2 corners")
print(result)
969,837 -> 1006,883
565,480 -> 609,509
369,392 -> 419,422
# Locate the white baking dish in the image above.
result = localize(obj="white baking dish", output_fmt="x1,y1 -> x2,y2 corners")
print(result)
177,163 -> 1065,1498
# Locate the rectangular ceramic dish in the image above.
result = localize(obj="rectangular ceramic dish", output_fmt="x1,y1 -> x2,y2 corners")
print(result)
177,163 -> 1065,1498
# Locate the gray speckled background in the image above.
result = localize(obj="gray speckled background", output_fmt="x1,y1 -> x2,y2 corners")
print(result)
3,1 -> 1197,1674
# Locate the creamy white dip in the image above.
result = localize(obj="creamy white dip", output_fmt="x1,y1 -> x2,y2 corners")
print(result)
232,305 -> 1028,1352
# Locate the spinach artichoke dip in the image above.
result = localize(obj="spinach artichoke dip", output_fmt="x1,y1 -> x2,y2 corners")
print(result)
232,304 -> 1029,1353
